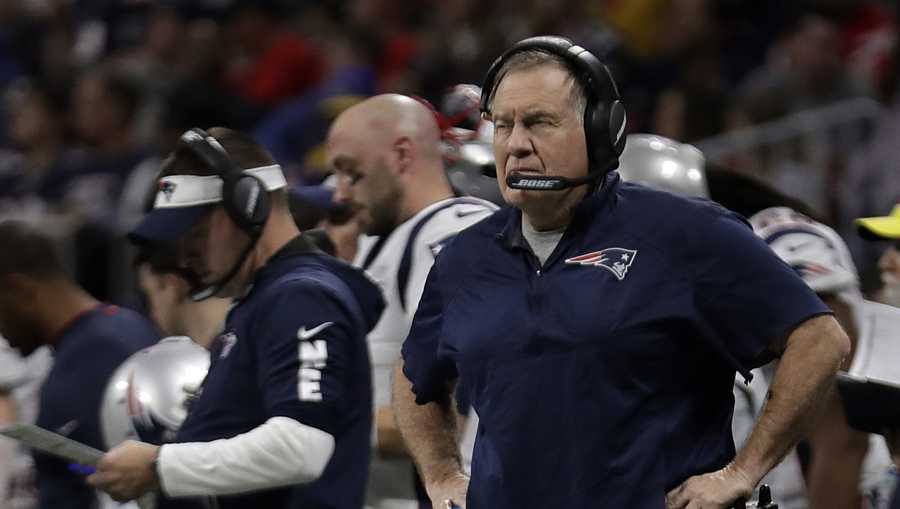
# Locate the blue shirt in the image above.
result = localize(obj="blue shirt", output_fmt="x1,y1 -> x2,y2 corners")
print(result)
164,235 -> 383,509
402,172 -> 831,509
34,304 -> 159,509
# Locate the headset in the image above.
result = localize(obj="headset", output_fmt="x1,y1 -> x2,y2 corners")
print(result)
177,128 -> 272,300
480,36 -> 627,191
179,128 -> 271,237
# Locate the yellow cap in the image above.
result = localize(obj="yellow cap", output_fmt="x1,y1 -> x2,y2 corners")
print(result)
856,204 -> 900,239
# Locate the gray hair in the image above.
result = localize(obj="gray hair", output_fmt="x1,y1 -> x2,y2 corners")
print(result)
485,49 -> 588,118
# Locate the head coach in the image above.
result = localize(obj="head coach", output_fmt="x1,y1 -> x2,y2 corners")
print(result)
391,36 -> 850,509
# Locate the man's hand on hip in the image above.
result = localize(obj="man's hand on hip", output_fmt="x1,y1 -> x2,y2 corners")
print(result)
665,462 -> 754,509
426,470 -> 469,509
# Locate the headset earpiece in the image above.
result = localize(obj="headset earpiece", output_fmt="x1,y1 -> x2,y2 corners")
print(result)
480,36 -> 626,172
179,128 -> 270,237
224,172 -> 270,234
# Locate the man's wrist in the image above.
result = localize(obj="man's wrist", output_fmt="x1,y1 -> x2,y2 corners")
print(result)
424,462 -> 466,487
150,445 -> 163,491
725,459 -> 760,493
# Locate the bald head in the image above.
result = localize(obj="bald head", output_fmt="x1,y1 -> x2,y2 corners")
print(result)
328,94 -> 443,163
326,94 -> 455,236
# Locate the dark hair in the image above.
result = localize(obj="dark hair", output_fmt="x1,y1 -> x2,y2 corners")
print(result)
158,126 -> 287,208
0,221 -> 68,280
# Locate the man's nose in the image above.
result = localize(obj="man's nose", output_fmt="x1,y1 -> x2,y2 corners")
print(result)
507,123 -> 534,159
333,180 -> 352,205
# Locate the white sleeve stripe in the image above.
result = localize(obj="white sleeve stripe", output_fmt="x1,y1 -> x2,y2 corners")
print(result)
157,416 -> 335,497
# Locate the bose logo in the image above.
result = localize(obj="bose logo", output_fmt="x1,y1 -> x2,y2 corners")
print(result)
516,179 -> 556,188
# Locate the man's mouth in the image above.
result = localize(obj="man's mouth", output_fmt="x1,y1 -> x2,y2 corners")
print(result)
508,168 -> 541,177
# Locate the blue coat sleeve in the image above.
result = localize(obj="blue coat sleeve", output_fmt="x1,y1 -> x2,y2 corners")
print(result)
250,280 -> 367,435
401,257 -> 459,405
690,212 -> 832,370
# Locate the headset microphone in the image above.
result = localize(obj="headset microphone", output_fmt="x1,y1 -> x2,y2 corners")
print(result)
479,36 -> 627,192
179,128 -> 270,301
188,238 -> 256,301
506,171 -> 606,191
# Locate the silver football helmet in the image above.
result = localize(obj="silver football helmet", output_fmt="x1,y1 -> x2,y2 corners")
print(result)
617,134 -> 709,198
101,336 -> 210,448
441,84 -> 504,205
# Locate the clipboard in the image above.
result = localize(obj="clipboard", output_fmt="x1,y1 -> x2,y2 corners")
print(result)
0,423 -> 104,464
836,372 -> 900,435
0,423 -> 156,509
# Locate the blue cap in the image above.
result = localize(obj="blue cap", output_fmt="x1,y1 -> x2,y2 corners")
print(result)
128,205 -> 215,244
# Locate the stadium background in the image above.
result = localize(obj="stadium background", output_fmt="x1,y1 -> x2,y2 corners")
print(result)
0,0 -> 896,303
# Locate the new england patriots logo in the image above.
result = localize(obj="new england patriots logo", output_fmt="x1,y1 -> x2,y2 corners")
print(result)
565,247 -> 637,281
158,180 -> 177,201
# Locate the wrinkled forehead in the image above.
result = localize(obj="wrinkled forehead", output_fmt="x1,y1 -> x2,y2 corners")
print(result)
491,65 -> 576,114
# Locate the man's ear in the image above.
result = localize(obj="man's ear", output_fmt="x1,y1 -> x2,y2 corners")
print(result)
393,137 -> 413,174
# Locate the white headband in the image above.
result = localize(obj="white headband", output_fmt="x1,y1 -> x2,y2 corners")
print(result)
153,165 -> 287,209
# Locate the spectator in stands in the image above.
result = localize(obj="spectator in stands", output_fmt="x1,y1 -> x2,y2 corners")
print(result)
223,1 -> 323,112
0,80 -> 69,207
46,67 -> 147,222
732,10 -> 868,126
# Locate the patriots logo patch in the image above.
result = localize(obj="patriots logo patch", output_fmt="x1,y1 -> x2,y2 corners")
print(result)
159,180 -> 177,201
565,247 -> 637,280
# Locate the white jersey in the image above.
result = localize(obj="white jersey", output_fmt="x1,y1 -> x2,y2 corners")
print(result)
846,299 -> 900,507
0,337 -> 52,509
354,197 -> 497,508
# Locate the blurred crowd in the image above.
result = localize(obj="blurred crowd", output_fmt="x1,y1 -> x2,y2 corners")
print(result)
0,0 -> 897,299
1,2 -> 900,509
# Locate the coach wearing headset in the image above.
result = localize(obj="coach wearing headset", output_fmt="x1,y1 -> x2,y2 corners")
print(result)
87,127 -> 384,509
392,36 -> 850,509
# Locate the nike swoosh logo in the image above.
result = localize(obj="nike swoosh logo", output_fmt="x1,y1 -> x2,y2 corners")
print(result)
298,322 -> 334,341
787,240 -> 816,252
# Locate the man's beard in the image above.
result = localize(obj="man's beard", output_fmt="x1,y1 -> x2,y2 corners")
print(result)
880,272 -> 900,308
366,186 -> 403,237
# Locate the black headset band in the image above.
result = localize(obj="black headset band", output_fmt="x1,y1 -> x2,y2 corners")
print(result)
479,36 -> 620,114
180,128 -> 240,180
177,128 -> 270,237
479,36 -> 627,188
